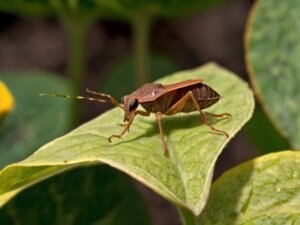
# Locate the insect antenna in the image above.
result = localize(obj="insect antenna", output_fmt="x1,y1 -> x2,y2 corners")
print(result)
40,90 -> 124,109
39,93 -> 107,103
85,88 -> 123,109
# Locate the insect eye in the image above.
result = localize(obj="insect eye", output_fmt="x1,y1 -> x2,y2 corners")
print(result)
129,98 -> 138,111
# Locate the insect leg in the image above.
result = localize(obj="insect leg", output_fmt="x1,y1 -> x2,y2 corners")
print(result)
108,110 -> 150,142
155,112 -> 169,157
165,91 -> 229,137
189,92 -> 229,138
165,92 -> 193,115
108,114 -> 136,142
86,89 -> 123,109
117,110 -> 150,128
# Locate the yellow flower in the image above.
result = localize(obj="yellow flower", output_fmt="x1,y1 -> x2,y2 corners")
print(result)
0,80 -> 14,116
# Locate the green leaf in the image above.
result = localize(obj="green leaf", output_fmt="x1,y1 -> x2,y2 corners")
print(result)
101,54 -> 178,100
199,150 -> 300,224
245,0 -> 300,149
0,165 -> 150,225
0,72 -> 70,168
0,63 -> 254,215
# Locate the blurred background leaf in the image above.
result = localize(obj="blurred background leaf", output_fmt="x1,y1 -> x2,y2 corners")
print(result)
0,73 -> 70,169
0,165 -> 151,225
246,0 -> 300,149
199,151 -> 300,225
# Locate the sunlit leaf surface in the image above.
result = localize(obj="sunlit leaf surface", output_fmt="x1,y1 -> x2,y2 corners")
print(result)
199,151 -> 300,224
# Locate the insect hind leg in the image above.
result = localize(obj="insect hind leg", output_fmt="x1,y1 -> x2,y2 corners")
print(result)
189,92 -> 230,138
165,91 -> 229,137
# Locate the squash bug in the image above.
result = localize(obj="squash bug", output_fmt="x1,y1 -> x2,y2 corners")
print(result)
41,79 -> 230,156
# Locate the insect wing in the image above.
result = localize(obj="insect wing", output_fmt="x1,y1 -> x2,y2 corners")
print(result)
164,79 -> 203,92
136,83 -> 166,102
143,79 -> 204,101
135,79 -> 204,102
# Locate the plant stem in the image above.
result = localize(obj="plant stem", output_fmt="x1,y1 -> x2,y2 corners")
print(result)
178,207 -> 198,225
132,14 -> 152,86
63,19 -> 89,126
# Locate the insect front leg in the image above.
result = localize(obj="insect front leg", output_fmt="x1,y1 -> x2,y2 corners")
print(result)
108,110 -> 150,142
117,110 -> 150,129
108,115 -> 136,142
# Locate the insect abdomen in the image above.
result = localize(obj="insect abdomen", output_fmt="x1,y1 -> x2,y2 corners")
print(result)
195,83 -> 220,109
176,83 -> 220,112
